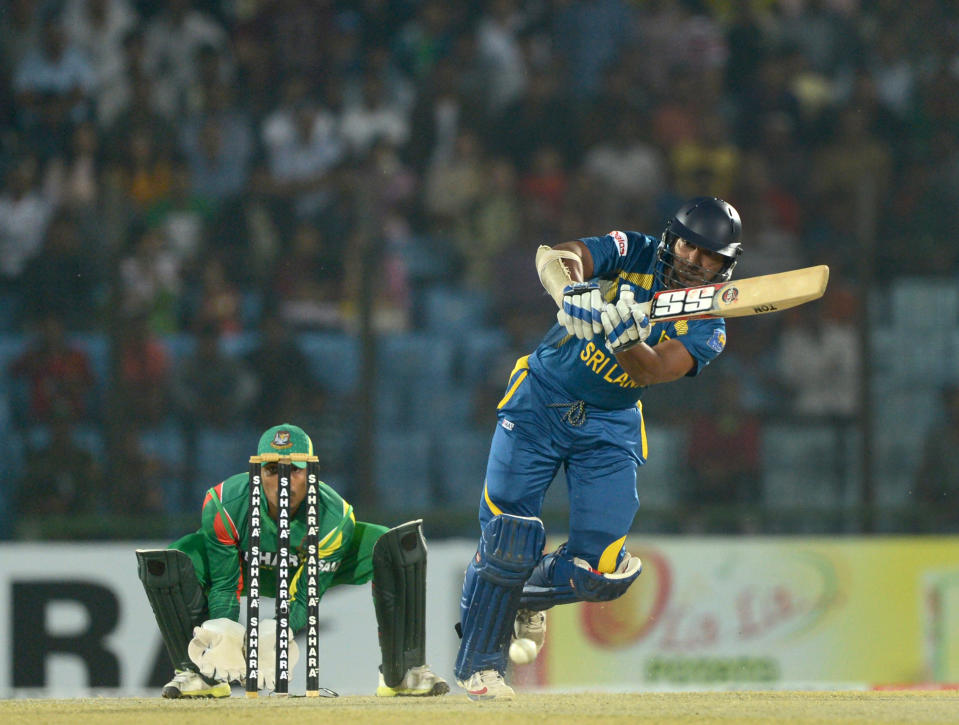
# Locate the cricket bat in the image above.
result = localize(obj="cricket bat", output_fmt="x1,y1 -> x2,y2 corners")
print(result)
639,265 -> 830,323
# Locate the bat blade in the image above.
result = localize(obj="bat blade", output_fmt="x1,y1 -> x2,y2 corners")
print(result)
642,265 -> 830,323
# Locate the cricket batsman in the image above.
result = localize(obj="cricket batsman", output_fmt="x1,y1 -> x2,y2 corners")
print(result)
137,423 -> 449,698
455,197 -> 744,699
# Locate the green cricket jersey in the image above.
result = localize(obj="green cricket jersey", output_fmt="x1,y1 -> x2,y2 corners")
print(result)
197,472 -> 356,633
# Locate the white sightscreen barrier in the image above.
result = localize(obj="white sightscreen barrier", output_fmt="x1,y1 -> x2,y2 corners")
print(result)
0,541 -> 476,697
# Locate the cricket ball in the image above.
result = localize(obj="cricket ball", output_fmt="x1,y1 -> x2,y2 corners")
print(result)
508,637 -> 538,665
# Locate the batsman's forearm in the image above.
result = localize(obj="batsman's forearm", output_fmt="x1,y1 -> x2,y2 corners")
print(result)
612,345 -> 660,387
553,241 -> 590,285
614,344 -> 689,387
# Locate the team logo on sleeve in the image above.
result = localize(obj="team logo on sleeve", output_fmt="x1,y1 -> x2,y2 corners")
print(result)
608,231 -> 628,256
707,329 -> 726,353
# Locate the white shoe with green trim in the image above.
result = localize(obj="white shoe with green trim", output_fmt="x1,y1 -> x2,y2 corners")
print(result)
376,665 -> 450,696
161,669 -> 231,699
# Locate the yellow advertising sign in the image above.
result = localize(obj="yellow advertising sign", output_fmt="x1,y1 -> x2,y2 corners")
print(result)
514,537 -> 959,689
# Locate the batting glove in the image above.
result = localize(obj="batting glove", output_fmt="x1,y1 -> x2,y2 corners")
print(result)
558,282 -> 604,340
601,288 -> 651,354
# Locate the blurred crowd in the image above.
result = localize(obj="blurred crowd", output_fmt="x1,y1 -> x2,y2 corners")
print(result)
2,0 -> 958,537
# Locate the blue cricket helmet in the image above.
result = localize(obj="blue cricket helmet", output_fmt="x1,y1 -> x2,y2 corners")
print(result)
656,196 -> 743,288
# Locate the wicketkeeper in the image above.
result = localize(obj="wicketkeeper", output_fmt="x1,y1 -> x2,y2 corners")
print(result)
137,423 -> 448,698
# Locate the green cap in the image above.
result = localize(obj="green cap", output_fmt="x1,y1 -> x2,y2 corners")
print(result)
257,424 -> 313,468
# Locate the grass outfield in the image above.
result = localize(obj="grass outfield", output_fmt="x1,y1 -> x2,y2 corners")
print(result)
1,692 -> 958,725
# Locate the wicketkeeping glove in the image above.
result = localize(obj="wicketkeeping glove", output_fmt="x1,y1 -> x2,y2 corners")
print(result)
188,617 -> 246,683
558,282 -> 604,340
256,618 -> 300,691
601,288 -> 651,354
187,617 -> 300,691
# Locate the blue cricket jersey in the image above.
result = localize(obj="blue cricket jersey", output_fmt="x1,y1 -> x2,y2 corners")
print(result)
527,230 -> 727,409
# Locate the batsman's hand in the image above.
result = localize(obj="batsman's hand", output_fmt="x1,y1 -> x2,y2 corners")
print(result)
559,282 -> 604,340
256,618 -> 300,691
601,288 -> 651,354
188,617 -> 246,683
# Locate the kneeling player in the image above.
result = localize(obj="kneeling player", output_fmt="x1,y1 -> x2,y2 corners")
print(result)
136,423 -> 448,698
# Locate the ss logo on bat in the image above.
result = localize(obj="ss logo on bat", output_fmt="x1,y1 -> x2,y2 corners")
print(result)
653,286 -> 716,317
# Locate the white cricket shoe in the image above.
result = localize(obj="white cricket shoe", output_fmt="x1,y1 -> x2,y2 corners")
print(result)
456,669 -> 515,701
510,609 -> 547,663
161,669 -> 231,699
376,664 -> 450,696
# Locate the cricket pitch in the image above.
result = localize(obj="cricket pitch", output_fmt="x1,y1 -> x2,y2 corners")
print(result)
2,691 -> 958,724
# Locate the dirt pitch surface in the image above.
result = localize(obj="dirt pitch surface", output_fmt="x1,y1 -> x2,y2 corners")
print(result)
2,691 -> 958,725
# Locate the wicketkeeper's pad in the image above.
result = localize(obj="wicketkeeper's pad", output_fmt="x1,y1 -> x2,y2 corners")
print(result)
372,520 -> 428,688
136,548 -> 208,671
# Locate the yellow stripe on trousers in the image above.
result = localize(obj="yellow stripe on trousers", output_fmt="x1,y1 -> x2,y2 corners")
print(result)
496,355 -> 530,409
